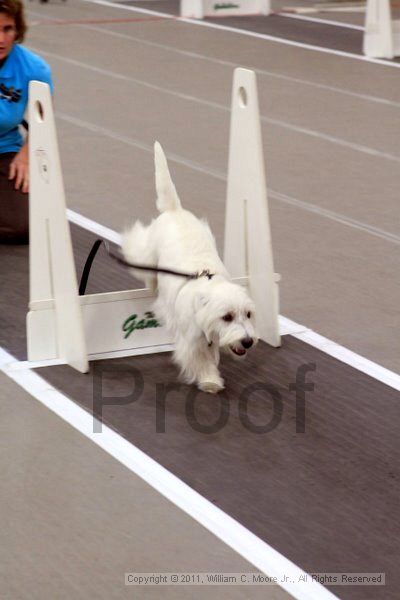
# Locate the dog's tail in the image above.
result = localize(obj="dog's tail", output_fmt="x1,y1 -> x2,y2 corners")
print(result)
154,141 -> 182,213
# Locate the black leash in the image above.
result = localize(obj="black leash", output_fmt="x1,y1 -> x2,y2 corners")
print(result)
79,238 -> 214,295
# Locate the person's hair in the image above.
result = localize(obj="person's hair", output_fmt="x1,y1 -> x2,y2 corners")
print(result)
0,0 -> 27,42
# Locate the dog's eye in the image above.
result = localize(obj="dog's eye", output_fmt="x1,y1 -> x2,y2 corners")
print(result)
222,313 -> 234,322
247,311 -> 251,319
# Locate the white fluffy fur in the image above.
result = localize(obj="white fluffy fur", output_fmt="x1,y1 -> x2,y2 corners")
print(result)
122,142 -> 258,393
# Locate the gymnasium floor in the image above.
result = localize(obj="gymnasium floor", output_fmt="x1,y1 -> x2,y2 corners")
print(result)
1,1 -> 399,598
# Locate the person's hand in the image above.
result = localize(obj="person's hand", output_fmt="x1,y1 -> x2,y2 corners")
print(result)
9,143 -> 29,193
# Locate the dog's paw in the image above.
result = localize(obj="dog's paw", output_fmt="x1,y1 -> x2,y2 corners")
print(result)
198,379 -> 225,394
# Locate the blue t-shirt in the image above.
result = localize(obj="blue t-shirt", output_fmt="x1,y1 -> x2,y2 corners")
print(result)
0,44 -> 53,154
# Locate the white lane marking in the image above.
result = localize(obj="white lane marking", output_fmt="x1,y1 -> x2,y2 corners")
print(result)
261,116 -> 400,163
271,190 -> 400,246
292,330 -> 400,391
77,24 -> 400,109
57,111 -> 226,179
7,344 -> 175,371
0,345 -> 339,600
28,9 -> 400,109
58,114 -> 400,246
30,47 -> 400,164
77,0 -> 400,69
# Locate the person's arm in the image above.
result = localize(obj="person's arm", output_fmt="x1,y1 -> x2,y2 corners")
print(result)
9,138 -> 29,194
9,58 -> 54,194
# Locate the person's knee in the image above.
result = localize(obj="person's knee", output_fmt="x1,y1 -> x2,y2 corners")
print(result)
0,189 -> 29,243
0,227 -> 29,244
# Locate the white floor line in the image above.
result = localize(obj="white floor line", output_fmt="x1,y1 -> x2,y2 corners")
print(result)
28,9 -> 400,109
262,116 -> 400,164
65,210 -> 400,388
76,27 -> 400,109
74,28 -> 396,110
8,343 -> 175,371
30,46 -> 400,166
279,315 -> 308,336
63,120 -> 400,248
6,357 -> 67,371
56,111 -> 225,181
292,330 -> 400,392
277,11 -> 364,31
79,0 -> 400,69
76,177 -> 396,253
0,345 -> 339,600
270,190 -> 400,246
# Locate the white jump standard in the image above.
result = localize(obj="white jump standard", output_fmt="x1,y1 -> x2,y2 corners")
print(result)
26,68 -> 280,374
364,0 -> 400,58
180,0 -> 270,20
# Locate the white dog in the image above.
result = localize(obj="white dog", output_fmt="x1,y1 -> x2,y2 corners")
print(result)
122,142 -> 258,393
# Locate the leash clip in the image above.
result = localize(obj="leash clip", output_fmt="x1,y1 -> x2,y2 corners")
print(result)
197,269 -> 214,280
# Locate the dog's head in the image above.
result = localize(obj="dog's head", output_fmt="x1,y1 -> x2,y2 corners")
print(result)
194,278 -> 258,357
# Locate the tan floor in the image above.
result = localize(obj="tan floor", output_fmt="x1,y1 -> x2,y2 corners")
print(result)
0,373 -> 291,600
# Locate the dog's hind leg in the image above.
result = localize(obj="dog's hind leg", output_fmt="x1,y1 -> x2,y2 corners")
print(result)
121,221 -> 157,291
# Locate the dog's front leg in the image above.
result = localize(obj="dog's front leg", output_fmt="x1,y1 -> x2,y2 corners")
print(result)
197,341 -> 224,394
174,335 -> 224,394
198,369 -> 225,394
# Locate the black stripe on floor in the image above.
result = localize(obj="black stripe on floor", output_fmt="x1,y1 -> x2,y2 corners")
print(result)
2,224 -> 399,599
0,223 -> 137,360
120,1 -> 400,64
37,336 -> 400,600
122,1 -> 364,54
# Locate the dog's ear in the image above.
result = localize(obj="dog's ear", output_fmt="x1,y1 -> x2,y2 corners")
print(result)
194,292 -> 210,313
194,292 -> 214,345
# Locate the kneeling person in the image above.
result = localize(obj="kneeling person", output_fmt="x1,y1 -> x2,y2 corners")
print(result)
0,0 -> 53,243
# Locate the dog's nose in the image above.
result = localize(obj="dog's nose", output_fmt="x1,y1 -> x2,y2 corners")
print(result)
241,337 -> 253,349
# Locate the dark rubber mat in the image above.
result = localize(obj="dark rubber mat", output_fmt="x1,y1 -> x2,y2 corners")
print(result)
120,0 -> 179,16
205,14 -> 363,54
38,337 -> 400,600
0,242 -> 30,360
0,223 -> 137,360
121,0 -> 179,16
122,1 -> 364,54
121,1 -> 400,63
2,223 -> 400,599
